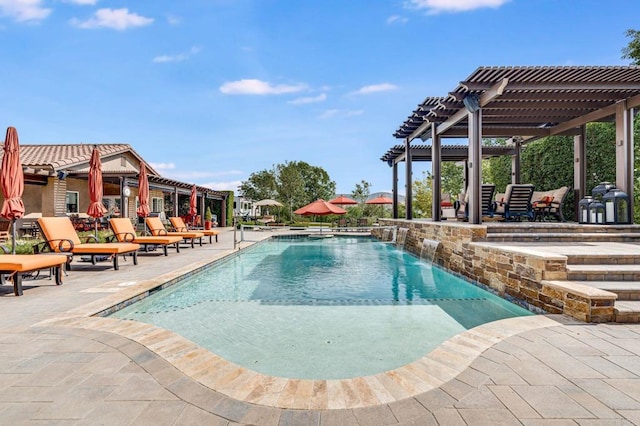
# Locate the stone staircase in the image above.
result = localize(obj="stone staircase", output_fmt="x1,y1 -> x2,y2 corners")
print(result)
485,223 -> 640,323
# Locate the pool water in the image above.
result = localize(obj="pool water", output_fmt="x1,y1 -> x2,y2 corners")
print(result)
111,236 -> 532,379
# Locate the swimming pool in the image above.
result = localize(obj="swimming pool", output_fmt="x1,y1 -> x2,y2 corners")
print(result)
111,235 -> 532,379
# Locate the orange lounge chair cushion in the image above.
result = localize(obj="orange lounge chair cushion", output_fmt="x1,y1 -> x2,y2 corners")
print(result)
0,254 -> 68,272
38,217 -> 140,253
69,243 -> 140,255
109,218 -> 182,245
146,217 -> 204,239
169,216 -> 217,236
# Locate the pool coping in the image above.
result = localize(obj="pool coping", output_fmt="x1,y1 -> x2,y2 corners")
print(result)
33,239 -> 564,410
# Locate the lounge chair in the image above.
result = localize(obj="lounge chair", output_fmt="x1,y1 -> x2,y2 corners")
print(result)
109,218 -> 182,256
454,184 -> 496,219
0,246 -> 67,296
36,217 -> 140,271
531,186 -> 570,222
169,217 -> 218,243
145,217 -> 204,248
494,184 -> 535,221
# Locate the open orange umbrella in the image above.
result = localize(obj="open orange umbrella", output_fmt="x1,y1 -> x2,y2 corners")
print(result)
0,127 -> 25,254
86,146 -> 107,236
328,195 -> 358,206
294,199 -> 347,216
365,195 -> 393,205
136,162 -> 150,218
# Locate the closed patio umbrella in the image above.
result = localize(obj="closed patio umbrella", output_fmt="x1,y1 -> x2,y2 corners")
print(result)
136,162 -> 150,218
189,185 -> 197,226
87,146 -> 107,236
0,127 -> 25,254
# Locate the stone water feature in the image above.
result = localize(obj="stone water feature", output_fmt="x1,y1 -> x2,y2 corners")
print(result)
420,238 -> 441,263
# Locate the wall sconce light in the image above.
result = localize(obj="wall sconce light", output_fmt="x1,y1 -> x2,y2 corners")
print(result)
57,171 -> 67,180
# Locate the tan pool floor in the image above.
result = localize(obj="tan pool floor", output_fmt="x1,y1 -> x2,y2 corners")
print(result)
1,228 -> 639,424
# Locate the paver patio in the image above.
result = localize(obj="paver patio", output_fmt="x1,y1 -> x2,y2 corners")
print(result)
1,228 -> 639,425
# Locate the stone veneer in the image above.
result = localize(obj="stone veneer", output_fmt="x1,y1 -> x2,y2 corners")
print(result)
375,219 -> 616,323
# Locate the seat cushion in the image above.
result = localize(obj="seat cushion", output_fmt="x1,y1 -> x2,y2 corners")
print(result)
71,243 -> 140,255
132,236 -> 183,245
0,254 -> 68,272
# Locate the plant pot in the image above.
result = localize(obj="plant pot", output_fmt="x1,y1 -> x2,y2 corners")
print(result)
204,221 -> 212,230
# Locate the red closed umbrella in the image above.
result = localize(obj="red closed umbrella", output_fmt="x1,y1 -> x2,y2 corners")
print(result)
137,162 -> 150,218
86,146 -> 107,236
189,185 -> 198,225
0,127 -> 25,254
294,199 -> 347,216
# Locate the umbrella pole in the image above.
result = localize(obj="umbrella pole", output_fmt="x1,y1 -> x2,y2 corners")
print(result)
11,219 -> 16,255
95,218 -> 99,238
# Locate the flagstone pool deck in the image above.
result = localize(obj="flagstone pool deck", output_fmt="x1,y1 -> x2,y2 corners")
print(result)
1,228 -> 639,425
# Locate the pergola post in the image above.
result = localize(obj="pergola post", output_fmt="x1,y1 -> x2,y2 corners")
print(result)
405,138 -> 412,220
173,187 -> 179,217
431,126 -> 442,221
574,125 -> 587,219
468,108 -> 483,224
616,101 -> 634,219
512,139 -> 521,184
392,162 -> 398,219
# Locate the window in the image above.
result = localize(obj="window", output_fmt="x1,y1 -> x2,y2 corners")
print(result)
152,197 -> 163,213
65,191 -> 79,213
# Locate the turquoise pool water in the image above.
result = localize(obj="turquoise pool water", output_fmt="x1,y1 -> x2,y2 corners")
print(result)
111,236 -> 532,379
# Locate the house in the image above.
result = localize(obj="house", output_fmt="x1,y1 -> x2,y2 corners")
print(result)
0,144 -> 228,232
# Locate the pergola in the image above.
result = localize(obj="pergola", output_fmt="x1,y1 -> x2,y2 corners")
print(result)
387,66 -> 640,223
380,144 -> 515,218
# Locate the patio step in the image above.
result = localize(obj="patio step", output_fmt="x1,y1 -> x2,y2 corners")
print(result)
484,232 -> 640,243
565,253 -> 640,265
615,301 -> 640,323
485,223 -> 640,235
566,264 -> 640,281
577,281 -> 640,300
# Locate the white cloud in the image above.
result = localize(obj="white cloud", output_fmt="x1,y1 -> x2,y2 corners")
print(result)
386,15 -> 408,24
153,46 -> 201,63
63,0 -> 98,5
404,0 -> 509,14
318,109 -> 364,119
220,79 -> 307,95
352,83 -> 398,95
71,8 -> 153,30
202,180 -> 243,192
0,0 -> 51,22
288,93 -> 327,105
149,162 -> 176,171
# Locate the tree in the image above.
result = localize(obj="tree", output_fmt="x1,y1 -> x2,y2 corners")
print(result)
441,162 -> 465,196
239,161 -> 336,221
413,171 -> 433,218
238,169 -> 277,201
622,29 -> 640,65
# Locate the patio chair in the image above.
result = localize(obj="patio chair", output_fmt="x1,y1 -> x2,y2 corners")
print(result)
145,217 -> 204,248
0,245 -> 67,296
454,184 -> 496,219
493,184 -> 535,221
109,218 -> 182,256
169,216 -> 218,243
531,186 -> 570,222
35,217 -> 140,271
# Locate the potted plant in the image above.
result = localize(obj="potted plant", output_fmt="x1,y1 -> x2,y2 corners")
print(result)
204,206 -> 213,230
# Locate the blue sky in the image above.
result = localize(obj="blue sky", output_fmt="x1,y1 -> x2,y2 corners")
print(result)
1,0 -> 638,195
